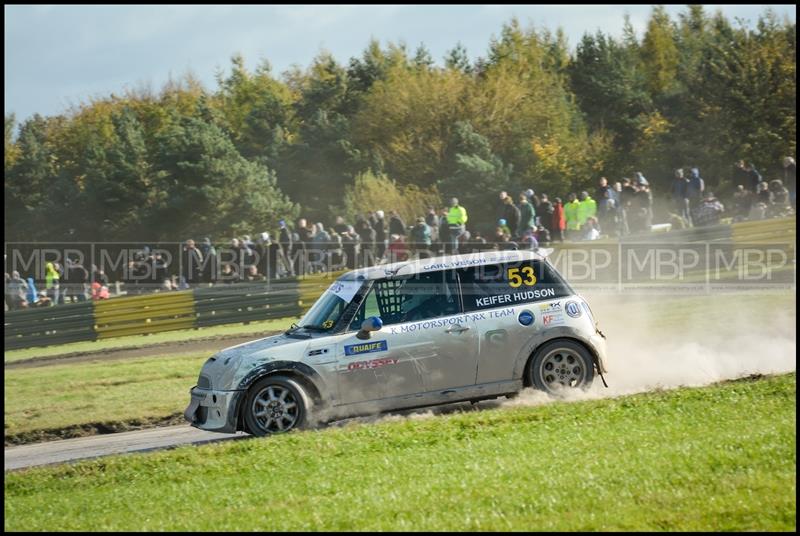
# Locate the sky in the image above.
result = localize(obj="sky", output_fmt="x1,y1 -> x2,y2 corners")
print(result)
4,4 -> 796,122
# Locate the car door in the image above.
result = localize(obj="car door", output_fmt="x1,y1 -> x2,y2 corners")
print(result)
457,259 -> 572,384
335,270 -> 478,406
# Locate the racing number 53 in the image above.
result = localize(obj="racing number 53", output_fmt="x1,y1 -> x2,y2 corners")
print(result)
507,266 -> 537,288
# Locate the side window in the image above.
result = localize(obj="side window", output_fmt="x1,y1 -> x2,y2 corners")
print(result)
348,270 -> 460,329
458,260 -> 571,312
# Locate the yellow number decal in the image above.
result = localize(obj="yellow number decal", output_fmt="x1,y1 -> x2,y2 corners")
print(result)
521,266 -> 537,286
322,320 -> 334,329
508,266 -> 536,287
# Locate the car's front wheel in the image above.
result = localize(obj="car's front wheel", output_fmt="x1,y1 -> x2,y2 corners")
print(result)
528,339 -> 594,395
244,376 -> 309,436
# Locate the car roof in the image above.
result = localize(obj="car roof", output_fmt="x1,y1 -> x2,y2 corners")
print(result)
338,249 -> 553,281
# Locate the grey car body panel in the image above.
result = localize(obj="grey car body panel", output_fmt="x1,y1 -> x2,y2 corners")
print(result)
185,251 -> 608,433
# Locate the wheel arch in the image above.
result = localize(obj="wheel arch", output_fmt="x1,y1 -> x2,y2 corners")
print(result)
522,335 -> 602,388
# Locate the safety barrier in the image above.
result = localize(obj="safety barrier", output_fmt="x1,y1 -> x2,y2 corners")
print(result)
4,272 -> 343,350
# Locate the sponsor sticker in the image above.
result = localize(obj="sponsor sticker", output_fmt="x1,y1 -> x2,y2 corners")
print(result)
518,310 -> 535,326
344,340 -> 388,356
542,313 -> 565,327
328,279 -> 361,303
565,301 -> 582,318
347,357 -> 398,370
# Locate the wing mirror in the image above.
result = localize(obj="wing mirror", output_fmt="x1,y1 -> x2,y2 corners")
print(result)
356,316 -> 383,340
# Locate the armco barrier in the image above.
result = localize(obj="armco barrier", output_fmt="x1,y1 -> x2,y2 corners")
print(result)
4,271 -> 344,350
94,290 -> 196,339
4,301 -> 96,350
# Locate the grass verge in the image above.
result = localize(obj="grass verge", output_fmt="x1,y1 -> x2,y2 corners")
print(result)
4,316 -> 296,364
4,353 -> 207,445
4,373 -> 796,531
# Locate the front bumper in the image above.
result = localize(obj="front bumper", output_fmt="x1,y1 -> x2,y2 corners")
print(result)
184,386 -> 243,433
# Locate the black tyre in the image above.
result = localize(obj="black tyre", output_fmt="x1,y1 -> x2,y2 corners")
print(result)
528,339 -> 594,395
244,375 -> 309,436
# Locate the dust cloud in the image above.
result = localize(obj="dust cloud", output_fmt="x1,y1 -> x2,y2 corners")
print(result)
505,289 -> 797,408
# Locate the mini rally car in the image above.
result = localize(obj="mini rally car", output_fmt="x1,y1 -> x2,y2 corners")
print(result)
184,250 -> 608,436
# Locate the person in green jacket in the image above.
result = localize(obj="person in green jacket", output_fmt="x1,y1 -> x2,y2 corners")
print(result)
516,193 -> 536,238
564,193 -> 581,240
446,197 -> 468,254
578,191 -> 598,230
45,261 -> 60,306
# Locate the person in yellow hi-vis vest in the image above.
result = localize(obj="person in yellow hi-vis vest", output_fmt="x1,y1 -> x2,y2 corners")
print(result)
577,191 -> 597,231
446,197 -> 468,254
564,193 -> 581,240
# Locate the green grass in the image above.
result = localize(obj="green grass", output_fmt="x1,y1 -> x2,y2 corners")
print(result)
4,353 -> 208,441
4,373 -> 795,531
4,316 -> 297,363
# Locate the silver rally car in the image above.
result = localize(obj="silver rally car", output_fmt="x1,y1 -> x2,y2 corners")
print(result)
184,250 -> 608,436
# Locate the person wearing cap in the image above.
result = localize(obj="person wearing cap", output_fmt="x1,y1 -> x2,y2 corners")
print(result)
446,197 -> 468,254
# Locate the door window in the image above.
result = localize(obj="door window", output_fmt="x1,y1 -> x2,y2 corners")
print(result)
349,270 -> 460,329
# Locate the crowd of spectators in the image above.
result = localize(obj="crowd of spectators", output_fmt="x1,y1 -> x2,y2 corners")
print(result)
6,156 -> 795,310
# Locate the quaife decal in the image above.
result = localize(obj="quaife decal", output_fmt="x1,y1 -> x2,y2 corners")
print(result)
475,288 -> 556,308
518,310 -> 535,326
565,301 -> 582,318
344,340 -> 388,356
347,357 -> 398,370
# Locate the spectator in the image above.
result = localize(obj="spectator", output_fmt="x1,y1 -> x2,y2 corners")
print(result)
312,223 -> 332,271
333,216 -> 349,235
634,176 -> 653,232
517,193 -> 536,238
45,261 -> 59,305
519,228 -> 539,250
582,217 -> 601,240
693,192 -> 725,227
355,215 -> 376,267
340,226 -> 361,270
199,237 -> 218,283
552,197 -> 565,243
373,210 -> 387,260
744,161 -> 763,193
534,225 -> 551,245
409,216 -> 432,258
181,239 -> 204,288
6,271 -> 28,310
614,181 -> 629,236
64,257 -> 89,302
733,160 -> 750,192
768,179 -> 791,218
446,197 -> 468,254
277,220 -> 294,276
783,157 -> 796,209
496,191 -> 509,222
295,218 -> 313,275
497,218 -> 511,238
388,211 -> 407,236
386,234 -> 409,263
564,193 -> 580,240
756,181 -> 773,206
425,208 -> 440,244
731,185 -> 753,223
596,177 -> 615,233
687,167 -> 705,210
501,196 -> 521,238
671,168 -> 691,226
577,191 -> 597,232
538,194 -> 555,238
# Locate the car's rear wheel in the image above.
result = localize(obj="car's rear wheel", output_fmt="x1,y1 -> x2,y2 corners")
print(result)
244,376 -> 309,436
528,340 -> 594,395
